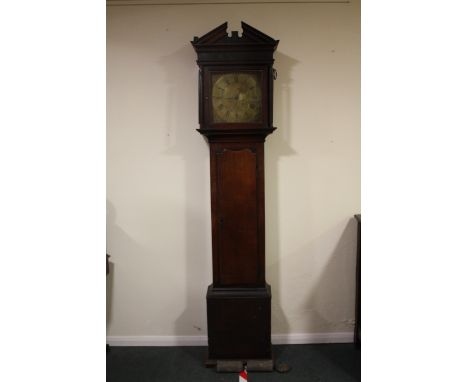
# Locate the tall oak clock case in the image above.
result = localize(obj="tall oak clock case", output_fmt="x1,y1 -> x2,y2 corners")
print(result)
192,22 -> 279,365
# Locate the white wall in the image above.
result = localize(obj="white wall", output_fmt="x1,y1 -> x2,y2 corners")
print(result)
107,0 -> 360,341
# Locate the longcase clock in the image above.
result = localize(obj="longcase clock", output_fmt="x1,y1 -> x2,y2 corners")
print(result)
191,22 -> 279,371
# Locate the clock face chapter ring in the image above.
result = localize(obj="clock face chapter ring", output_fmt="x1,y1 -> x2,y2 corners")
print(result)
211,71 -> 263,124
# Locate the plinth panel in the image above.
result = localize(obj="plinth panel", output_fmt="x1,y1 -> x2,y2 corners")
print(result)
207,284 -> 271,360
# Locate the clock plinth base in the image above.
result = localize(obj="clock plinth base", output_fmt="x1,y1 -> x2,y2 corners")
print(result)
206,284 -> 272,363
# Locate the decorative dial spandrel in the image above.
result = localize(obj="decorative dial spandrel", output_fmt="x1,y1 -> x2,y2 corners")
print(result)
211,72 -> 262,123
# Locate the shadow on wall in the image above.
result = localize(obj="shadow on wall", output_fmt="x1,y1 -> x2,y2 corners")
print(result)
306,218 -> 358,333
269,218 -> 357,338
107,260 -> 114,329
266,51 -> 299,343
106,200 -> 158,334
158,43 -> 211,341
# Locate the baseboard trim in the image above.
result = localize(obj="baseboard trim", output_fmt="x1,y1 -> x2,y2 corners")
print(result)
106,335 -> 208,347
106,332 -> 354,347
271,332 -> 354,345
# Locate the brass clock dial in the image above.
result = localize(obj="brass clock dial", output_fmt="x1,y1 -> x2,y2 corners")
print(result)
211,73 -> 262,123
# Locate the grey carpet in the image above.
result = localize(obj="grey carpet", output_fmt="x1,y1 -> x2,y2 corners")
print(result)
107,344 -> 360,381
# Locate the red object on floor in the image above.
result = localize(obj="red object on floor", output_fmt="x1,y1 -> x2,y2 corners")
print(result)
239,368 -> 248,381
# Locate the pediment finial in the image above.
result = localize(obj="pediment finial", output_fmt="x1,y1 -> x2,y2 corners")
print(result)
192,22 -> 278,49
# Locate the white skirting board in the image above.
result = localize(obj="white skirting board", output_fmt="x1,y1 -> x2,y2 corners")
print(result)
106,332 -> 354,347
